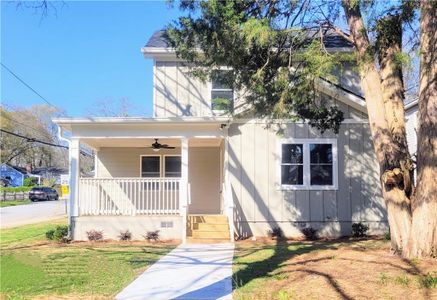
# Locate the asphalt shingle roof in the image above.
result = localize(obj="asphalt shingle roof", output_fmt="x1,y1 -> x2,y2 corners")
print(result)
145,29 -> 353,49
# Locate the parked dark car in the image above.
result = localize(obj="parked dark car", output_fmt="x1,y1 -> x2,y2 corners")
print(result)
29,187 -> 59,202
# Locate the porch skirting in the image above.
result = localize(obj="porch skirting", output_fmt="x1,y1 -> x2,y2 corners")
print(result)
71,216 -> 183,241
235,220 -> 389,239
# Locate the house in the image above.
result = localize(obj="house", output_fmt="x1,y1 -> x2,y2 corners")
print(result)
53,29 -> 413,242
0,163 -> 26,187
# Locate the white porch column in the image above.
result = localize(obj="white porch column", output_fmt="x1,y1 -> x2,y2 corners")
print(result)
180,138 -> 189,243
69,138 -> 80,219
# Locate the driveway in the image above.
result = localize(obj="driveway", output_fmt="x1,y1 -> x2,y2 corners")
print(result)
0,199 -> 67,228
116,243 -> 234,300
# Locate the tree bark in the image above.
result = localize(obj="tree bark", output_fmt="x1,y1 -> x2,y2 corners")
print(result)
377,15 -> 414,195
342,0 -> 412,252
405,0 -> 437,258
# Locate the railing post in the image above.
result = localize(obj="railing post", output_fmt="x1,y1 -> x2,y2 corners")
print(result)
180,138 -> 189,243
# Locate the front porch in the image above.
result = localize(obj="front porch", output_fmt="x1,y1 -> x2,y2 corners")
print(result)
54,117 -> 235,242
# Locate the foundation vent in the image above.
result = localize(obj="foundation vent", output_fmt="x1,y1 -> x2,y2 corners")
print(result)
161,221 -> 174,228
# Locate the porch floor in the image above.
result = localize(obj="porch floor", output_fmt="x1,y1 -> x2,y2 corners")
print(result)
115,243 -> 234,300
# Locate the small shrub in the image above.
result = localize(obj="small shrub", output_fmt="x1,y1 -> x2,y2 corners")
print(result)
46,225 -> 69,242
352,222 -> 369,237
46,229 -> 55,240
144,230 -> 160,241
23,177 -> 37,187
267,226 -> 284,239
86,230 -> 103,241
301,227 -> 318,240
384,230 -> 391,241
419,272 -> 437,289
118,230 -> 132,241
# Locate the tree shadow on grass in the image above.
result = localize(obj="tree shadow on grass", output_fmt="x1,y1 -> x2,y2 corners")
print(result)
233,239 -> 345,294
234,238 -> 436,300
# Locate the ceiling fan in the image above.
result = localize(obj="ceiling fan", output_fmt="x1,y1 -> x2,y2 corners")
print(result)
150,138 -> 175,152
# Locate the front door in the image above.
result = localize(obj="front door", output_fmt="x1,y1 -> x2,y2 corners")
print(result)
188,147 -> 221,214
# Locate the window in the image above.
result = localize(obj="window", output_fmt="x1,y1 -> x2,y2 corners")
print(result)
141,156 -> 160,177
140,155 -> 182,178
279,139 -> 337,190
211,70 -> 233,111
164,156 -> 181,177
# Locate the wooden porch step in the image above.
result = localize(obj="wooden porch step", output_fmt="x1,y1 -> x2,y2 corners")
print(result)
196,223 -> 229,231
186,237 -> 230,244
187,214 -> 230,241
192,230 -> 230,239
188,215 -> 228,224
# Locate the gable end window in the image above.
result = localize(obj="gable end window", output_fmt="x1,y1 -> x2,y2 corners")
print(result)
279,139 -> 337,190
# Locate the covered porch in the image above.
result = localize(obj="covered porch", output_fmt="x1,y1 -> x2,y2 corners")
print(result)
54,117 -> 234,242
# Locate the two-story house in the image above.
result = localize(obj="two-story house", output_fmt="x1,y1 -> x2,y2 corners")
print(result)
54,30 -> 393,242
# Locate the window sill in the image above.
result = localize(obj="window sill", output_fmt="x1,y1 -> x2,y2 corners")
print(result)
278,184 -> 338,191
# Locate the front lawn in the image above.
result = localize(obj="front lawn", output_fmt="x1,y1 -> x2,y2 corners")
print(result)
0,199 -> 32,208
0,219 -> 176,299
233,238 -> 437,300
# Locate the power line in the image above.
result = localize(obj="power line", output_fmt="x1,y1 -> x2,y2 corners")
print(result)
0,129 -> 92,157
1,62 -> 58,109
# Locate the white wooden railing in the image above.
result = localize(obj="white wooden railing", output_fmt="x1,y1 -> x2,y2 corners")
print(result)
78,178 -> 181,216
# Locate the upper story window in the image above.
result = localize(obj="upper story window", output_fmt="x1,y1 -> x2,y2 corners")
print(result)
279,139 -> 338,190
211,70 -> 234,111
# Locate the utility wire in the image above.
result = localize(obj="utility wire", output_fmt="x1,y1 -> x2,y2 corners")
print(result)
1,62 -> 58,109
0,129 -> 92,157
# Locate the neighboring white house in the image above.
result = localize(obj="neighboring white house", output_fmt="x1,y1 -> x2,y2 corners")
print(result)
53,29 -> 413,242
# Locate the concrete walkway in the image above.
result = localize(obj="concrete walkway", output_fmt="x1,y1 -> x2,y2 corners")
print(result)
116,243 -> 234,300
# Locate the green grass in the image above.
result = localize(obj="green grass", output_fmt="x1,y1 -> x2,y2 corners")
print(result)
0,199 -> 32,208
233,241 -> 330,294
0,218 -> 67,248
0,219 -> 176,299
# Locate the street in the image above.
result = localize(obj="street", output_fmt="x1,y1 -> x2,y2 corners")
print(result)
0,199 -> 68,228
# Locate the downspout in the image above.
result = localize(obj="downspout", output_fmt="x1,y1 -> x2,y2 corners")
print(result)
57,125 -> 73,233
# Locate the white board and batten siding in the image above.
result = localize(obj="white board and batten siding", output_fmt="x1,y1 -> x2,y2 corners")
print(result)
228,121 -> 387,238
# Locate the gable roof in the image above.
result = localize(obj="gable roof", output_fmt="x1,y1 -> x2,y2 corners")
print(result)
144,28 -> 354,54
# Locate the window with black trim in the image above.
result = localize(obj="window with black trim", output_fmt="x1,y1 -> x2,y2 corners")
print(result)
141,156 -> 160,177
280,140 -> 337,189
164,156 -> 181,177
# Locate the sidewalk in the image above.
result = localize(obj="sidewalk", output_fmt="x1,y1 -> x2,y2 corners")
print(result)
116,243 -> 234,300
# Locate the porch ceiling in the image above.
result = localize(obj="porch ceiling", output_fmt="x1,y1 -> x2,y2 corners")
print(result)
81,137 -> 222,149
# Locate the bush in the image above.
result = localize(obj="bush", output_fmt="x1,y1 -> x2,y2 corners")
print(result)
419,272 -> 437,288
86,230 -> 103,241
24,177 -> 39,187
352,222 -> 369,237
0,186 -> 33,193
301,227 -> 318,240
46,225 -> 69,242
267,226 -> 284,239
144,230 -> 159,241
46,229 -> 55,240
118,230 -> 132,241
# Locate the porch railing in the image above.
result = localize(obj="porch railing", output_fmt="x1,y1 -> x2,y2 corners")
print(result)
78,178 -> 181,216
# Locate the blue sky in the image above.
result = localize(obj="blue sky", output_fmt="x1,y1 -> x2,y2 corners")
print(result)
1,1 -> 182,117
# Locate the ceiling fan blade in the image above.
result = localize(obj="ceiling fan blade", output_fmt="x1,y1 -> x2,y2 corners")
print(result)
161,146 -> 175,149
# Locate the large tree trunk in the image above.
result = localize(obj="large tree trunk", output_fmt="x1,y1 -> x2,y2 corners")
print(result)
405,0 -> 437,258
342,0 -> 412,252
